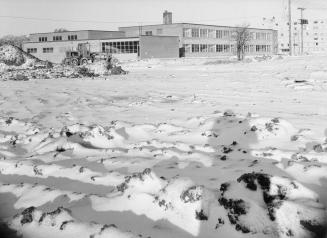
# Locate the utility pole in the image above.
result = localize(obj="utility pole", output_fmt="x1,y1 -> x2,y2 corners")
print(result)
138,23 -> 143,36
288,0 -> 293,56
298,7 -> 306,55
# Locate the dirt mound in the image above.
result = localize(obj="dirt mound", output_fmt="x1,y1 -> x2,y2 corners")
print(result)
0,44 -> 41,67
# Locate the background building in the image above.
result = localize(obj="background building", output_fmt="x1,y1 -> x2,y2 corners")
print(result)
120,21 -> 278,57
262,17 -> 327,54
23,30 -> 179,63
23,11 -> 277,63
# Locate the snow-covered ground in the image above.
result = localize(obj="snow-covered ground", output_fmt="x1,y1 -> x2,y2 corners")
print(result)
0,55 -> 327,238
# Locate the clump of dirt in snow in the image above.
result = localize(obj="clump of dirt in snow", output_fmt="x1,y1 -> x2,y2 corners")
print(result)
218,172 -> 326,237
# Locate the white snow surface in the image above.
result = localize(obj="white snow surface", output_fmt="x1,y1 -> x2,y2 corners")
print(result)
0,55 -> 327,238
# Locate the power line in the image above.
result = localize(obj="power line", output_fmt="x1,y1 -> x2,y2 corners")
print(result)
297,7 -> 306,55
0,15 -> 156,24
288,0 -> 293,56
0,14 -> 267,25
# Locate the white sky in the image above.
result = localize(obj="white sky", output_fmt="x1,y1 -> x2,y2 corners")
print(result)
1,0 -> 327,37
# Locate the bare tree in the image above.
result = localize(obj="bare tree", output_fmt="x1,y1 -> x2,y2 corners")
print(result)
54,28 -> 68,33
0,35 -> 30,48
233,25 -> 251,61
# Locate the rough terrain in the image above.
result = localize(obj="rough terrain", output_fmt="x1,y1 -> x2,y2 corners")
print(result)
0,54 -> 327,238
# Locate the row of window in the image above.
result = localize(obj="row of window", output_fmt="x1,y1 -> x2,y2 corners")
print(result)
53,36 -> 62,41
39,37 -> 47,42
185,44 -> 233,53
184,44 -> 272,53
27,41 -> 139,55
255,45 -> 272,52
102,41 -> 139,54
183,28 -> 230,39
27,48 -> 37,53
43,48 -> 53,53
255,32 -> 272,41
27,48 -> 53,53
142,29 -> 163,36
38,35 -> 78,42
68,35 -> 78,40
183,28 -> 272,41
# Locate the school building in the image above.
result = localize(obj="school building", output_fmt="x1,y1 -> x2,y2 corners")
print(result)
22,11 -> 278,63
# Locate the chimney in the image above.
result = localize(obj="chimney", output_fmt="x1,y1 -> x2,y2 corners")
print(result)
163,10 -> 172,24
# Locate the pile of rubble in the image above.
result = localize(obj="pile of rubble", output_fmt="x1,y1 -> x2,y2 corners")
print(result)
0,44 -> 128,81
0,44 -> 41,67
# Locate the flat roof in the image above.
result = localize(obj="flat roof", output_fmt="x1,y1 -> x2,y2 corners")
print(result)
29,30 -> 125,35
24,36 -> 140,44
119,23 -> 276,31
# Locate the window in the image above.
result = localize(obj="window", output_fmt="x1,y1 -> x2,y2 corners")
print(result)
231,44 -> 236,53
223,44 -> 230,52
200,29 -> 208,38
200,44 -> 208,52
256,32 -> 260,40
145,31 -> 152,36
191,44 -> 199,52
216,30 -> 223,39
156,29 -> 163,35
39,37 -> 47,42
53,36 -> 62,41
249,32 -> 255,40
183,28 -> 192,37
256,45 -> 260,52
102,41 -> 139,54
216,44 -> 223,52
43,48 -> 53,53
27,48 -> 37,54
191,28 -> 199,38
208,44 -> 215,52
183,44 -> 191,53
208,30 -> 215,38
68,35 -> 77,41
223,30 -> 230,38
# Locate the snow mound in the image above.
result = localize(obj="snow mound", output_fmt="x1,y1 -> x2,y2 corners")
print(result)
0,158 -> 125,187
91,168 -> 211,236
0,183 -> 84,209
10,207 -> 136,238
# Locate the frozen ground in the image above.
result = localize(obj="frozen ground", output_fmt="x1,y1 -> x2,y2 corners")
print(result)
0,55 -> 327,238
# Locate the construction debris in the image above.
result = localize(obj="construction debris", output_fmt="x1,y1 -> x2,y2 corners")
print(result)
0,44 -> 41,67
0,44 -> 128,81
